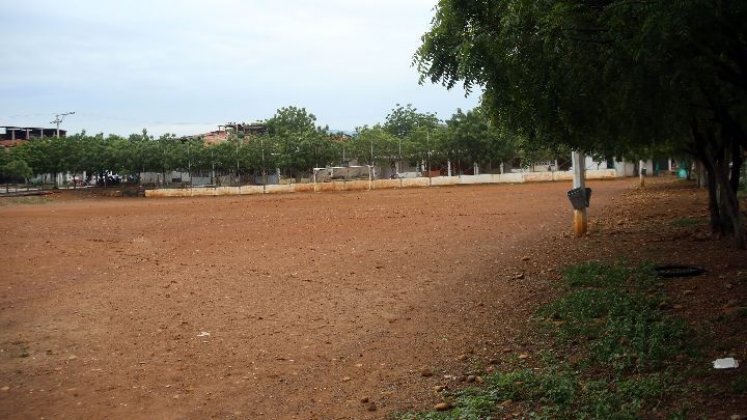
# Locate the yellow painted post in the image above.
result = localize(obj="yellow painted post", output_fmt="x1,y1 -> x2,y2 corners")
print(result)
572,151 -> 588,237
573,208 -> 588,237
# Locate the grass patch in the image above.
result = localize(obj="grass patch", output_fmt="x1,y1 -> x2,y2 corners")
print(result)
397,262 -> 693,419
670,217 -> 704,227
0,195 -> 52,207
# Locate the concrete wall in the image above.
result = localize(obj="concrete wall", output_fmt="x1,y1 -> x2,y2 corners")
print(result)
146,169 -> 617,198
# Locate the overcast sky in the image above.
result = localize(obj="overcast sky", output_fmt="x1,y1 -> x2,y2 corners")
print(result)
1,0 -> 479,137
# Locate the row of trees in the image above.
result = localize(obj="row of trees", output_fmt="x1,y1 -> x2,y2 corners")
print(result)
415,0 -> 747,248
1,104 -> 563,187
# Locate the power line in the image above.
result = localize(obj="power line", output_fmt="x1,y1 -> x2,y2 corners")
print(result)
50,111 -> 75,138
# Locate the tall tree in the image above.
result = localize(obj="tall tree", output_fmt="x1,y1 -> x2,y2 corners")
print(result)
445,106 -> 518,173
264,106 -> 332,176
384,104 -> 439,139
415,0 -> 747,248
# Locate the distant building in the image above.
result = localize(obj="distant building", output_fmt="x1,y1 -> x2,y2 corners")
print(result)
185,122 -> 268,145
1,126 -> 65,149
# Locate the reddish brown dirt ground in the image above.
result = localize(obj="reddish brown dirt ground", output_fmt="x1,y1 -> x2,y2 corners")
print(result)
0,179 -> 744,419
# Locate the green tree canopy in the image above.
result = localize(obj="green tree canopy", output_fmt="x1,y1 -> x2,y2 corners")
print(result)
384,103 -> 439,139
415,0 -> 747,247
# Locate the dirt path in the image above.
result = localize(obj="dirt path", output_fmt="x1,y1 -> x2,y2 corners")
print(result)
0,180 -> 632,419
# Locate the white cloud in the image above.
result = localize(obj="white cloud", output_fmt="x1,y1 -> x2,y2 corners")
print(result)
0,0 -> 477,136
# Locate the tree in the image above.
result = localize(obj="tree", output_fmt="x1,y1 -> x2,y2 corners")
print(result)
264,106 -> 333,177
384,104 -> 439,139
353,125 -> 402,167
415,0 -> 747,248
266,106 -> 319,138
2,159 -> 32,191
445,106 -> 518,173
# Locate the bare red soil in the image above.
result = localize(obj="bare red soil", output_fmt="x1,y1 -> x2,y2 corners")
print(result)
0,179 -> 744,419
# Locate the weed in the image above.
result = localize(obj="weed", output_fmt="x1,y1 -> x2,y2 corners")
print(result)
398,262 -> 693,420
0,196 -> 52,207
670,218 -> 703,227
732,376 -> 747,394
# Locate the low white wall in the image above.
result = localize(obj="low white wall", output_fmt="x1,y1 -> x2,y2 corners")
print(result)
145,169 -> 618,198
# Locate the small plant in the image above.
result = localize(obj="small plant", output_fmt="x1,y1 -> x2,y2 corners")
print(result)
670,217 -> 704,227
732,376 -> 747,394
0,196 -> 52,207
398,262 -> 692,419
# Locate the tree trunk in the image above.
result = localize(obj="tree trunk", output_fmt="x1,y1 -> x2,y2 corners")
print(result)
696,161 -> 707,188
716,160 -> 746,249
730,141 -> 743,194
702,158 -> 722,234
703,136 -> 746,249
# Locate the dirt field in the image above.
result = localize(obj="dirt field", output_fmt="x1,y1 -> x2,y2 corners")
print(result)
0,181 -> 630,419
2,179 -> 744,419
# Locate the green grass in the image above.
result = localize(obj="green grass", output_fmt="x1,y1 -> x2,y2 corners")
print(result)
670,217 -> 704,227
0,195 -> 52,206
396,262 -> 693,420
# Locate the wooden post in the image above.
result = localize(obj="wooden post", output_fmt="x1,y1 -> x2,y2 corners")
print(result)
572,151 -> 588,237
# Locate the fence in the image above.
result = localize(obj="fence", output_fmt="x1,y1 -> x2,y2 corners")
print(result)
144,168 -> 617,197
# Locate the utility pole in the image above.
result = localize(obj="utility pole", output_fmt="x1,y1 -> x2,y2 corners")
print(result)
51,112 -> 75,137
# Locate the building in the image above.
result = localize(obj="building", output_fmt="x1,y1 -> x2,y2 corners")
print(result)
1,126 -> 66,149
186,122 -> 267,145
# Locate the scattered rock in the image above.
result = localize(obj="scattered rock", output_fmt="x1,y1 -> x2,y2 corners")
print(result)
466,375 -> 476,383
457,354 -> 467,361
342,376 -> 351,382
433,385 -> 447,392
682,289 -> 695,296
475,376 -> 484,384
673,304 -> 684,310
512,272 -> 525,280
420,368 -> 433,377
1,386 -> 9,392
68,355 -> 78,361
434,402 -> 452,411
366,402 -> 377,412
730,415 -> 746,420
518,353 -> 529,360
360,397 -> 369,403
521,256 -> 531,262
